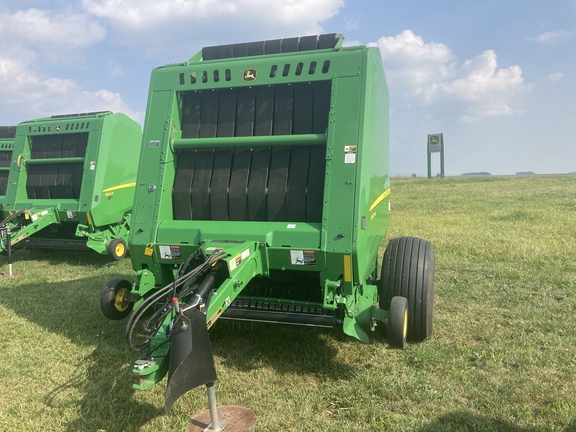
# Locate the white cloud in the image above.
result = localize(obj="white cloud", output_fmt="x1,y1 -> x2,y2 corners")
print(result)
344,17 -> 359,31
108,60 -> 125,77
545,72 -> 564,83
82,0 -> 344,59
371,31 -> 531,122
434,51 -> 525,102
83,0 -> 342,28
369,30 -> 455,90
0,6 -> 142,125
0,8 -> 106,52
533,30 -> 576,44
0,51 -> 143,124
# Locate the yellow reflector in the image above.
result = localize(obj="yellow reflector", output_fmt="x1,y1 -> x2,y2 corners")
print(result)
343,254 -> 352,282
86,212 -> 92,226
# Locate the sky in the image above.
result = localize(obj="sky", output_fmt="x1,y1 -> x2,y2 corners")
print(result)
0,0 -> 574,175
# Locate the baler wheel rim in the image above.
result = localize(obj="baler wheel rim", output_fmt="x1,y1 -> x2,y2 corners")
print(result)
101,278 -> 133,320
115,242 -> 125,257
115,287 -> 130,312
388,296 -> 408,348
108,238 -> 127,261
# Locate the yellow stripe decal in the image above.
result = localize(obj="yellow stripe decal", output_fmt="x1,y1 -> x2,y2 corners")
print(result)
86,212 -> 92,226
369,188 -> 391,212
102,182 -> 136,193
343,254 -> 352,283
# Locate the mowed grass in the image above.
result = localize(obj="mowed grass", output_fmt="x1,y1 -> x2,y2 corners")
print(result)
1,175 -> 575,431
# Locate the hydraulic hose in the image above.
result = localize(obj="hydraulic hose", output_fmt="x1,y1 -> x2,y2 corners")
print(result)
182,264 -> 220,312
125,250 -> 225,352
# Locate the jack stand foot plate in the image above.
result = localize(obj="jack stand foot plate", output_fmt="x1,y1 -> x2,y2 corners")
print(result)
189,406 -> 256,432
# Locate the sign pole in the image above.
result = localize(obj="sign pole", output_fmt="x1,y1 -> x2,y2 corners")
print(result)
427,133 -> 445,179
440,148 -> 445,179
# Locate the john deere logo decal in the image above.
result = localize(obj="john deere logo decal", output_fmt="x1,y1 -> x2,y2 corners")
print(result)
243,69 -> 257,82
430,136 -> 438,144
55,125 -> 61,131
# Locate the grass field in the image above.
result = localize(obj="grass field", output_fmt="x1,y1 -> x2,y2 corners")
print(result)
1,176 -> 575,431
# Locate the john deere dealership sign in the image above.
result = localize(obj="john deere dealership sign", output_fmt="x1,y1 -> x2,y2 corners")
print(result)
428,133 -> 443,153
427,133 -> 445,179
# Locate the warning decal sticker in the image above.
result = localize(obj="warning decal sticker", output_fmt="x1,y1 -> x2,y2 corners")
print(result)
344,145 -> 357,164
229,248 -> 250,271
290,250 -> 317,266
159,245 -> 182,260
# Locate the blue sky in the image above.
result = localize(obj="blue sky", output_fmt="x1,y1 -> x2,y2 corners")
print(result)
0,1 -> 574,175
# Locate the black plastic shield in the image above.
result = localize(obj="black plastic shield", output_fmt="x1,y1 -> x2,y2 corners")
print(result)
165,307 -> 217,414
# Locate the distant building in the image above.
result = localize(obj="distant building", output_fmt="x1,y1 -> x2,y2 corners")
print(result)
462,172 -> 491,176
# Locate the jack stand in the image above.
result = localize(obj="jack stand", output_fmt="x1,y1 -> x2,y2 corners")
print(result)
7,227 -> 13,278
189,383 -> 256,432
205,382 -> 227,432
0,226 -> 17,279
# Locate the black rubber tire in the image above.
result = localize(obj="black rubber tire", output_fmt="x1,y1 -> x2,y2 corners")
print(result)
101,278 -> 133,320
108,238 -> 127,261
379,236 -> 435,341
388,296 -> 408,348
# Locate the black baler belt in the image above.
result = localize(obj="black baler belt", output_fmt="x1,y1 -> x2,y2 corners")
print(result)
182,92 -> 201,139
247,40 -> 265,56
173,150 -> 196,220
273,85 -> 293,135
236,87 -> 255,137
0,172 -> 8,196
228,148 -> 251,221
217,89 -> 237,138
254,86 -> 274,136
293,83 -> 314,134
57,135 -> 76,199
29,137 -> 46,199
210,149 -> 233,221
70,163 -> 83,199
0,150 -> 11,168
199,91 -> 218,138
191,150 -> 214,220
286,146 -> 310,222
246,147 -> 270,221
72,133 -> 88,158
25,168 -> 35,199
46,136 -> 62,199
267,147 -> 289,221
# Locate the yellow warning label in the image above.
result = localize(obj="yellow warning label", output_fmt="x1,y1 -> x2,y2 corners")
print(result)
207,307 -> 223,328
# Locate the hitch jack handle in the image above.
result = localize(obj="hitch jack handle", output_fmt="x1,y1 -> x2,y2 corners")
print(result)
205,382 -> 227,432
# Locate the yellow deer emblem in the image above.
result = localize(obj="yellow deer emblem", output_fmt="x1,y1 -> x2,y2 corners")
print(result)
242,69 -> 257,82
